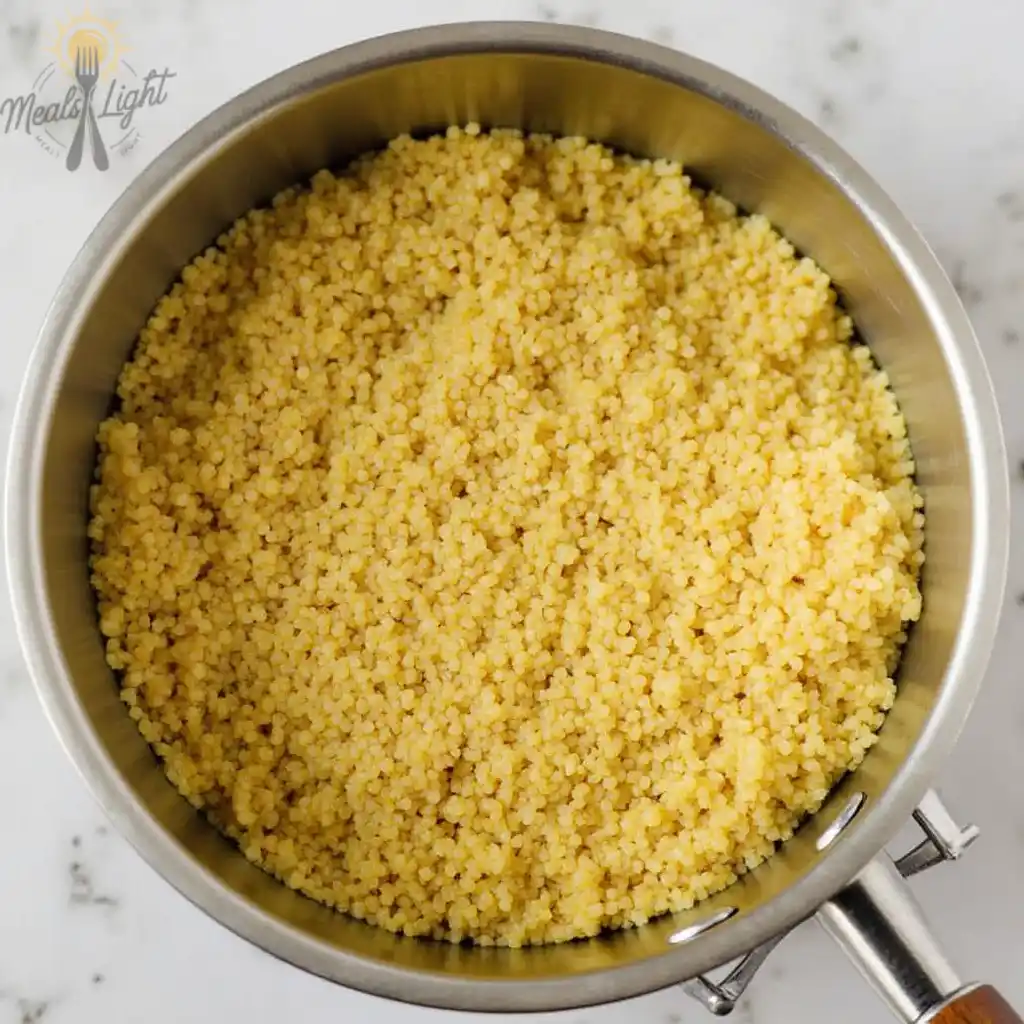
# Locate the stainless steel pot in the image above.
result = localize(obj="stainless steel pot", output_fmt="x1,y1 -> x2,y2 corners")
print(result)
6,22 -> 1013,1023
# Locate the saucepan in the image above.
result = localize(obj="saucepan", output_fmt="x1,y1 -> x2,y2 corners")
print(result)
5,22 -> 1015,1023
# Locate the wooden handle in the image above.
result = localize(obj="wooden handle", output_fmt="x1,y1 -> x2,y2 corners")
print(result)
929,985 -> 1023,1024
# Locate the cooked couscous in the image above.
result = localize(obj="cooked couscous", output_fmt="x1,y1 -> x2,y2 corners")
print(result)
89,126 -> 924,947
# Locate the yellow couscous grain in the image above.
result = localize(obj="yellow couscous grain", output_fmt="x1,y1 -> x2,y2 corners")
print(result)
89,127 -> 924,947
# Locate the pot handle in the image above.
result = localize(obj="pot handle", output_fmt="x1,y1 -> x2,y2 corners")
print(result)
817,854 -> 1022,1023
928,987 -> 1022,1024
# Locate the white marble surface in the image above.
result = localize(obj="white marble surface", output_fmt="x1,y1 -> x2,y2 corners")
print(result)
1,1 -> 1022,1022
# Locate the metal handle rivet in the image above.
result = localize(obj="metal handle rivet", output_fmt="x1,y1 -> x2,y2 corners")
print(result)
668,907 -> 737,945
816,791 -> 867,851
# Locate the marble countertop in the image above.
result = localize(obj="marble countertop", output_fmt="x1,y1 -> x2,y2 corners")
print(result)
1,1 -> 1021,1022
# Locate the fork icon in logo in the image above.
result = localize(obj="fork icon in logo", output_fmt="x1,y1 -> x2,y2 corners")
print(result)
66,45 -> 109,172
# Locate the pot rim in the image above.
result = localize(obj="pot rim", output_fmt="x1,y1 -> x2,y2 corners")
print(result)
5,21 -> 1009,1012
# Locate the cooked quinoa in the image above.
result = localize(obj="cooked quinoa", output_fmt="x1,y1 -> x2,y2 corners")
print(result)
89,125 -> 924,947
